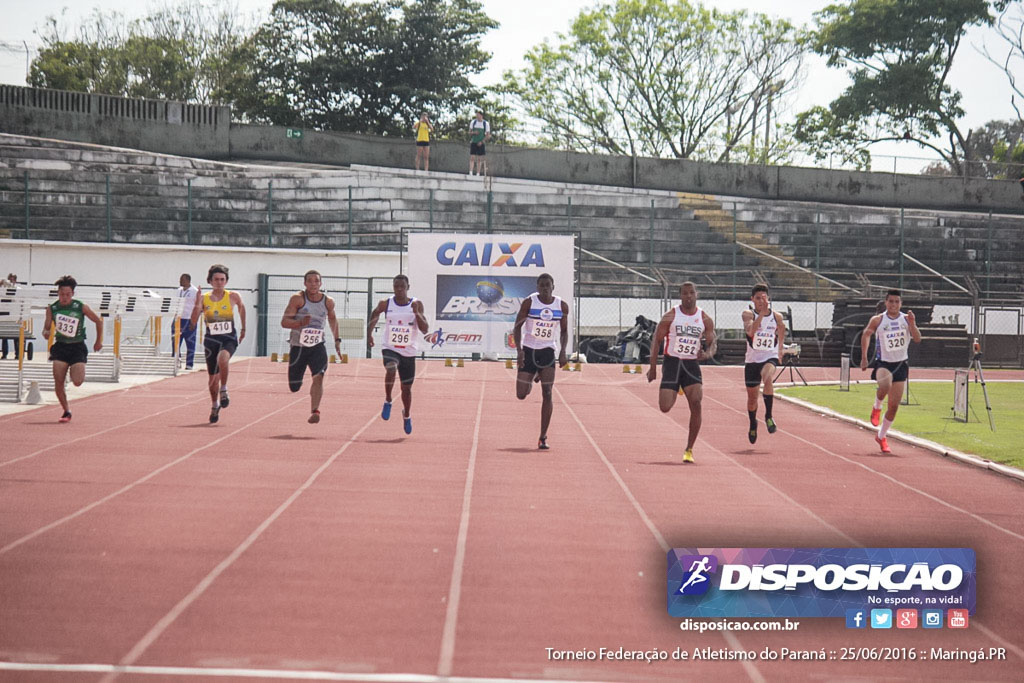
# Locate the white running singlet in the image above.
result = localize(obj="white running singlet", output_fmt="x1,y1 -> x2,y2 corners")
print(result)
382,297 -> 420,357
522,293 -> 563,351
744,311 -> 780,363
665,306 -> 704,360
877,312 -> 910,363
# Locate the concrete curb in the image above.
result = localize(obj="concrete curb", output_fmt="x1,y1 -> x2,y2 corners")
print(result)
774,392 -> 1024,484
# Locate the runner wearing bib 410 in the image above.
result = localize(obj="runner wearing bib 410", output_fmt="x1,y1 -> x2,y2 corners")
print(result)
860,289 -> 921,453
368,274 -> 430,435
647,282 -> 717,463
513,273 -> 571,451
191,264 -> 246,424
281,270 -> 342,424
741,284 -> 786,444
44,274 -> 104,423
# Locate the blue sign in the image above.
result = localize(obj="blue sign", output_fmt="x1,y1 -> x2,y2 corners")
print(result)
435,275 -> 538,322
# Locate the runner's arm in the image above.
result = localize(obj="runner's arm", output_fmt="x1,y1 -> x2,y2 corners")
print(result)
280,293 -> 308,329
326,297 -> 342,351
366,299 -> 387,347
512,298 -> 531,357
413,300 -> 429,333
558,300 -> 570,366
83,304 -> 104,352
776,311 -> 786,364
860,315 -> 882,369
647,311 -> 673,381
231,292 -> 247,342
700,313 -> 717,361
42,307 -> 53,340
907,309 -> 922,343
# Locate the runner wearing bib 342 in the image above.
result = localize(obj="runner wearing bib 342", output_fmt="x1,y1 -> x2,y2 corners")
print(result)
281,270 -> 342,424
43,275 -> 104,423
367,274 -> 429,435
191,264 -> 246,424
860,289 -> 921,453
513,273 -> 570,450
741,284 -> 786,444
647,282 -> 716,463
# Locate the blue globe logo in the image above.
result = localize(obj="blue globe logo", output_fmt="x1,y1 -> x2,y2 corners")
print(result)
476,279 -> 504,305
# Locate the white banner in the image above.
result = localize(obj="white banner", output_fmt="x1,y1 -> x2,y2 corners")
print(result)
407,233 -> 575,356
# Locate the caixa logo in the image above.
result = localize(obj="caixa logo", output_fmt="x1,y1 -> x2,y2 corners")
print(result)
437,242 -> 545,267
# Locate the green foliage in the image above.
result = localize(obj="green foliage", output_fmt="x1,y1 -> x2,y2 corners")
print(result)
798,0 -> 999,174
228,0 -> 497,135
501,0 -> 807,162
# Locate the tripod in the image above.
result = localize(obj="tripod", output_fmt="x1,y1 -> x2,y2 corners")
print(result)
970,352 -> 996,431
774,349 -> 808,386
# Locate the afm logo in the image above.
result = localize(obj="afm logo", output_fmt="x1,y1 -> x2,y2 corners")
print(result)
424,329 -> 484,348
436,242 -> 545,267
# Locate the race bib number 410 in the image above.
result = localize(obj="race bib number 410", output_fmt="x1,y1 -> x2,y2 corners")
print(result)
208,320 -> 233,335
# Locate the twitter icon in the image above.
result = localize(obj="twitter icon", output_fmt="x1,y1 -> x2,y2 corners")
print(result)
870,609 -> 893,629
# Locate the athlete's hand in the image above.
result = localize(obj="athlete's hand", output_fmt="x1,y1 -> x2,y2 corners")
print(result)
558,352 -> 568,368
697,350 -> 710,361
299,315 -> 311,327
860,359 -> 868,371
906,310 -> 915,325
368,335 -> 375,348
647,366 -> 657,382
238,328 -> 246,343
93,340 -> 103,352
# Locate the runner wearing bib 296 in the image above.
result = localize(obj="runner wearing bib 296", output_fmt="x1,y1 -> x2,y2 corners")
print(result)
512,272 -> 570,451
647,282 -> 717,463
42,274 -> 104,423
281,269 -> 342,424
741,283 -> 786,444
190,264 -> 246,424
860,288 -> 921,453
367,274 -> 429,435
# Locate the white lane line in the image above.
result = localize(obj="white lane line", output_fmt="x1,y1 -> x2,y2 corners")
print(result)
0,394 -> 307,555
437,373 -> 488,677
554,385 -> 765,683
105,408 -> 382,680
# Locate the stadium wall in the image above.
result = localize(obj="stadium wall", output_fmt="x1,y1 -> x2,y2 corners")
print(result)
3,84 -> 1023,214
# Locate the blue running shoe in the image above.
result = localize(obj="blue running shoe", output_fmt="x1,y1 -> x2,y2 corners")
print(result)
382,401 -> 392,420
403,416 -> 412,434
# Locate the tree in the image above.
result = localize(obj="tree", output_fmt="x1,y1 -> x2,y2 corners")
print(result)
797,0 -> 1003,176
500,0 -> 807,162
27,1 -> 254,104
228,0 -> 497,135
980,1 -> 1024,122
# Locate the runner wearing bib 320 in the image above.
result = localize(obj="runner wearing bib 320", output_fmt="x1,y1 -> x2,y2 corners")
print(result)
742,284 -> 786,444
281,270 -> 342,424
368,274 -> 429,435
191,264 -> 246,424
860,289 -> 921,453
513,273 -> 570,451
647,282 -> 716,463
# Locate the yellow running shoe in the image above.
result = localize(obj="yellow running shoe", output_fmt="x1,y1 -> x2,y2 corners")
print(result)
683,450 -> 694,463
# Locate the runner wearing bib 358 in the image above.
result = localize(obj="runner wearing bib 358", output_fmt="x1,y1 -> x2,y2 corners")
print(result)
190,264 -> 246,424
860,288 -> 921,453
43,275 -> 104,423
281,270 -> 342,424
513,273 -> 570,450
367,274 -> 429,435
741,284 -> 786,444
647,282 -> 717,463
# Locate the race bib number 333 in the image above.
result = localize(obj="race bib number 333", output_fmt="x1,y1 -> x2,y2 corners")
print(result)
55,313 -> 80,338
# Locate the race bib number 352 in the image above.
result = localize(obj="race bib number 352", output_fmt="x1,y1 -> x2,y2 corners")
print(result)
674,336 -> 699,358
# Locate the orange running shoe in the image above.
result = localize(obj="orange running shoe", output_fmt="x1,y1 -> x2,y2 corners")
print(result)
870,408 -> 881,427
875,435 -> 891,453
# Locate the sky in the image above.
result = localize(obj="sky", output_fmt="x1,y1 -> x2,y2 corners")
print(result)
0,0 -> 1019,172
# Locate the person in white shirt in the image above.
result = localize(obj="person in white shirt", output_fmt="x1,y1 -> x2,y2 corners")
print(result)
468,110 -> 491,176
172,273 -> 201,369
741,284 -> 786,444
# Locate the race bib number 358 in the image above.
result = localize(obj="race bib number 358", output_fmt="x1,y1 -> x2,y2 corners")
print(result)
531,320 -> 557,341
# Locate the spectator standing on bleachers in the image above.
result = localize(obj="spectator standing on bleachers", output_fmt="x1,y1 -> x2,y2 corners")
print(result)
1,273 -> 20,360
413,112 -> 434,172
468,110 -> 490,176
172,273 -> 201,370
44,275 -> 104,423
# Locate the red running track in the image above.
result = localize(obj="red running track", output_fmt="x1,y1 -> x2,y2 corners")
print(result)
1,359 -> 1022,681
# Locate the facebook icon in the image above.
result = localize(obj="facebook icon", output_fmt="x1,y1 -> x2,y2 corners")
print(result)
846,608 -> 867,629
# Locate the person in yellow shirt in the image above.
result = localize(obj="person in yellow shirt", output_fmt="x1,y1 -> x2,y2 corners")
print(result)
190,264 -> 246,424
413,112 -> 434,171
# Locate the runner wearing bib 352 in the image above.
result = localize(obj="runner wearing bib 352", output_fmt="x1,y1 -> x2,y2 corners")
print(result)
741,284 -> 786,444
860,289 -> 921,453
43,275 -> 104,423
367,274 -> 429,435
513,273 -> 570,450
281,270 -> 342,424
191,264 -> 246,424
647,282 -> 716,463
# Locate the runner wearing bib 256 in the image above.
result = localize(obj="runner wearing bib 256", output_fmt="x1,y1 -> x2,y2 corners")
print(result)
860,289 -> 921,453
741,283 -> 786,444
43,274 -> 104,423
647,282 -> 717,463
190,264 -> 246,424
513,273 -> 570,450
281,269 -> 342,424
367,274 -> 429,435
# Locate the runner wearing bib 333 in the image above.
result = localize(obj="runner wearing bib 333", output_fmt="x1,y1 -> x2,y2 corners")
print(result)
43,275 -> 104,423
647,282 -> 716,463
191,264 -> 246,424
742,284 -> 786,444
281,270 -> 342,424
860,289 -> 921,453
513,273 -> 570,450
367,274 -> 429,435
